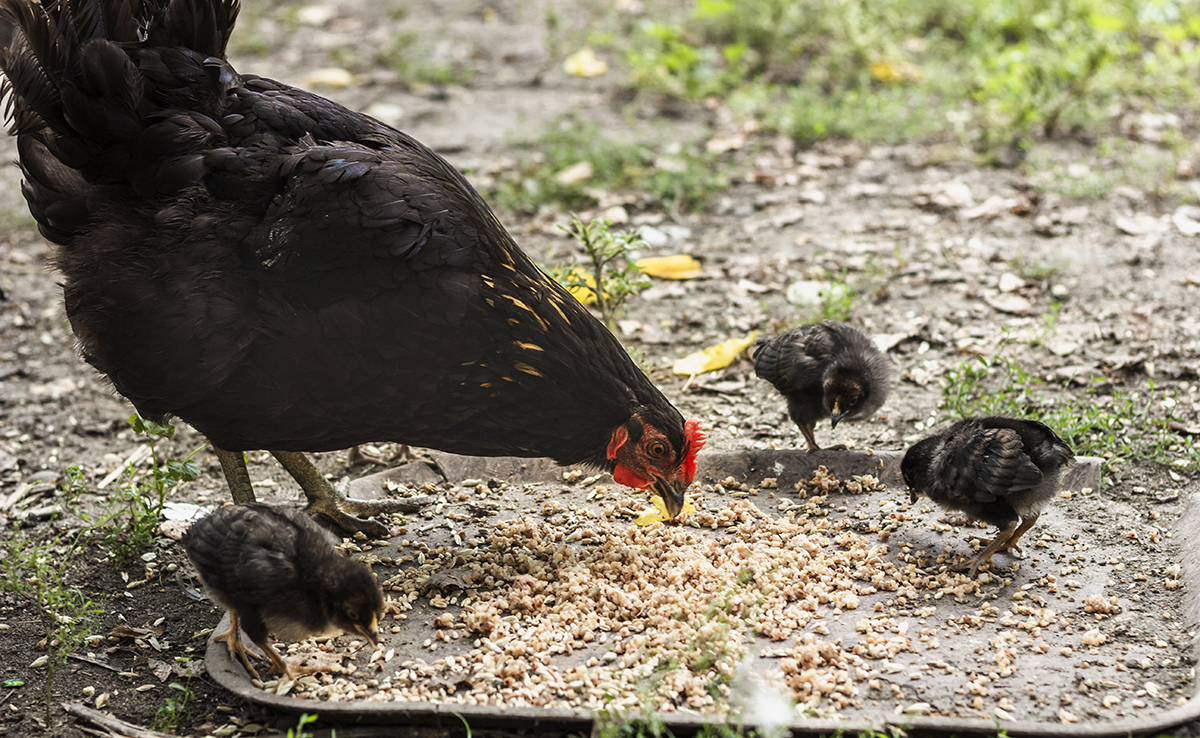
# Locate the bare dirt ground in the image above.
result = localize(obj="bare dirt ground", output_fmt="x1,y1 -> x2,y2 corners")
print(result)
2,0 -> 1200,736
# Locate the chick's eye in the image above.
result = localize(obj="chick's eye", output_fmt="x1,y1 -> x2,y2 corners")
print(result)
347,610 -> 360,621
647,441 -> 667,458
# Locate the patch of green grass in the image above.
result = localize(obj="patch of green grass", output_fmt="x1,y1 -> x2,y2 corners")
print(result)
614,0 -> 1200,152
0,525 -> 100,723
940,353 -> 1199,470
1025,137 -> 1182,198
0,206 -> 37,232
483,114 -> 727,215
375,31 -> 477,89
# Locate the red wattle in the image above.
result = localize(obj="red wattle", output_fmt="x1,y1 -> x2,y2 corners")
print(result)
612,463 -> 652,489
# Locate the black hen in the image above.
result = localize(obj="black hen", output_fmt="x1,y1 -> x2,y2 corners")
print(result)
0,0 -> 705,535
902,417 -> 1075,577
753,322 -> 891,450
182,504 -> 383,679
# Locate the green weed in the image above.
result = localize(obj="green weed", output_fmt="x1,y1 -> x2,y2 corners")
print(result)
0,526 -> 100,723
940,353 -> 1198,470
550,216 -> 652,333
152,657 -> 196,732
69,415 -> 201,562
286,713 -> 319,738
615,0 -> 1200,152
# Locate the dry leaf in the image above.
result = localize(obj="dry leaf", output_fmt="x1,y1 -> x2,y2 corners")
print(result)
563,47 -> 608,78
636,254 -> 703,279
635,495 -> 696,526
672,331 -> 758,376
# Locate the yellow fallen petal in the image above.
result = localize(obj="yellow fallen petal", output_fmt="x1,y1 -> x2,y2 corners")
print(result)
636,495 -> 697,526
297,67 -> 360,89
558,267 -> 607,305
672,331 -> 758,376
563,47 -> 609,78
869,60 -> 902,83
636,254 -> 704,280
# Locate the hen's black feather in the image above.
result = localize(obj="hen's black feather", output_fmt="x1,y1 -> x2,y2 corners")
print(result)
0,0 -> 701,532
753,321 -> 890,450
182,504 -> 382,677
901,416 -> 1075,577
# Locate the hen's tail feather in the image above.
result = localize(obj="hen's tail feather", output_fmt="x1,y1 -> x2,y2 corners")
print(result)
0,0 -> 239,139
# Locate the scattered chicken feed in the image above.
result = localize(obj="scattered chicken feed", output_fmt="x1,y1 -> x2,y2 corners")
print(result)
231,458 -> 1192,726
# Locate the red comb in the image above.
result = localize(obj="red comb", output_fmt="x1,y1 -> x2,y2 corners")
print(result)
682,419 -> 705,483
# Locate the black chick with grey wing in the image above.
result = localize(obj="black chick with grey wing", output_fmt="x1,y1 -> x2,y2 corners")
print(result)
182,505 -> 383,678
901,417 -> 1075,578
753,322 -> 891,450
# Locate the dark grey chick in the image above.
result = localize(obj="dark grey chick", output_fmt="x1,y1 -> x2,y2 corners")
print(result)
182,505 -> 383,679
753,322 -> 891,450
901,417 -> 1075,578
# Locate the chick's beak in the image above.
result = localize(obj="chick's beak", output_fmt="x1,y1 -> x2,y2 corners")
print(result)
829,400 -> 845,430
653,478 -> 687,519
357,614 -> 380,646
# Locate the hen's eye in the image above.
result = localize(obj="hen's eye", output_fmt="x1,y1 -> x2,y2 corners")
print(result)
648,441 -> 667,458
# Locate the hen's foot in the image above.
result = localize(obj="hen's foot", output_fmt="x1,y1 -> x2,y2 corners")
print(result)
272,450 -> 421,539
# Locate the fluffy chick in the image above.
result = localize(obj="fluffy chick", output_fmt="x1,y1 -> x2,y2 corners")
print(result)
182,505 -> 383,679
902,417 -> 1075,577
753,322 -> 891,450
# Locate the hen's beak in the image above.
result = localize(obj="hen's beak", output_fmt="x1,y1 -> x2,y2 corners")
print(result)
653,478 -> 687,519
908,487 -> 919,505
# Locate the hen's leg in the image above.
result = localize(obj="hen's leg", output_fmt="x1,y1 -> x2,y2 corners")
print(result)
214,447 -> 257,504
211,611 -> 262,680
272,450 -> 413,539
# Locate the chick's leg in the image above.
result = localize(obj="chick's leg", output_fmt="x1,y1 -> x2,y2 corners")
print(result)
211,611 -> 262,680
997,513 -> 1039,558
955,520 -> 1021,578
272,450 -> 411,539
250,637 -> 293,680
799,423 -> 820,451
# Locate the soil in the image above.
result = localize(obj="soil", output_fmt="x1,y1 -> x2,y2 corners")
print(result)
1,0 -> 1200,736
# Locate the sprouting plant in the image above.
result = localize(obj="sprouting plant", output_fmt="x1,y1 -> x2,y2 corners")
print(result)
811,279 -> 853,323
0,526 -> 99,723
153,656 -> 197,731
76,415 -> 202,561
286,713 -> 320,738
553,216 -> 653,333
